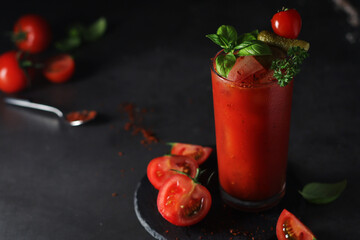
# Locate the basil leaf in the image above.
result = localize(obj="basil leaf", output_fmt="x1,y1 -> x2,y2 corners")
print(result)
216,25 -> 237,46
237,29 -> 259,43
55,35 -> 82,51
206,34 -> 230,50
206,34 -> 223,47
299,180 -> 347,204
215,53 -> 236,78
68,25 -> 83,38
236,40 -> 271,56
82,17 -> 107,42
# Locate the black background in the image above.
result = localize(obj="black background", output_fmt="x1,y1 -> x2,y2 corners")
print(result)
0,0 -> 359,239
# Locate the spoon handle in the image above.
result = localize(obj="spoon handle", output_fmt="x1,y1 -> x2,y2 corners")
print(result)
4,97 -> 64,118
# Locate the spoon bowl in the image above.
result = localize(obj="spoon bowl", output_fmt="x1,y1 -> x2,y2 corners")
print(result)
65,110 -> 97,126
4,97 -> 97,126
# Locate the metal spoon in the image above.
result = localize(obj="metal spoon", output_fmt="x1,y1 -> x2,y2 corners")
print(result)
4,97 -> 97,126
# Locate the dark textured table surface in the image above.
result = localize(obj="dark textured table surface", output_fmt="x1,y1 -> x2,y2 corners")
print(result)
0,0 -> 359,239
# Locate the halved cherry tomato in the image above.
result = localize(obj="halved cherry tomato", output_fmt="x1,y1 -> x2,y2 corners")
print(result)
157,174 -> 212,226
169,143 -> 212,165
147,155 -> 198,190
43,54 -> 75,83
13,14 -> 51,54
271,9 -> 302,39
0,51 -> 29,93
276,209 -> 317,240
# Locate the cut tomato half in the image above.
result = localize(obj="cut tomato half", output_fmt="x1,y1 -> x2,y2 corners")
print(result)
276,209 -> 317,240
147,155 -> 198,190
169,143 -> 212,165
157,174 -> 212,226
43,54 -> 75,83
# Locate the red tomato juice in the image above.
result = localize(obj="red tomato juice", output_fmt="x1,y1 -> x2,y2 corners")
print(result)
211,53 -> 293,209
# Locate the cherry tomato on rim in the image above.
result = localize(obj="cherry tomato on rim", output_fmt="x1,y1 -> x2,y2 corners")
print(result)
147,155 -> 198,190
169,143 -> 213,165
43,54 -> 75,83
13,14 -> 51,54
0,51 -> 30,93
157,174 -> 212,226
271,8 -> 302,39
276,209 -> 317,240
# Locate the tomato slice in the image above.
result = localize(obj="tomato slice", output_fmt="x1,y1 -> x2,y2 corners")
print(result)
147,155 -> 198,190
170,143 -> 212,165
227,55 -> 266,83
276,209 -> 317,240
43,54 -> 75,83
157,174 -> 212,226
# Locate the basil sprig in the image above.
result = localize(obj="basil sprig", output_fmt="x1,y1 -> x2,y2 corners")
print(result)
299,179 -> 347,204
55,17 -> 107,52
206,25 -> 271,77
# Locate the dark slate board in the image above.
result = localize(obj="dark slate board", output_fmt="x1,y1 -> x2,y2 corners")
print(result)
134,156 -> 305,240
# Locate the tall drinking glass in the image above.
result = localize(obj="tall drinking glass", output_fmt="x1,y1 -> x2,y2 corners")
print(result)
210,51 -> 294,211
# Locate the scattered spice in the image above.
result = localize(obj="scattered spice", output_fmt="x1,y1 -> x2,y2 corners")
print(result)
118,103 -> 159,147
124,122 -> 132,131
230,229 -> 241,236
112,192 -> 118,197
66,110 -> 97,122
118,152 -> 123,156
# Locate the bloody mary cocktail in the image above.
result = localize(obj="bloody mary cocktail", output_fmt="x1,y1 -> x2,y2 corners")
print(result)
211,51 -> 293,211
207,19 -> 309,211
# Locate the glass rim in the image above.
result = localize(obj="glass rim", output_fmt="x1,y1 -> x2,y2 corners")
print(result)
210,50 -> 278,88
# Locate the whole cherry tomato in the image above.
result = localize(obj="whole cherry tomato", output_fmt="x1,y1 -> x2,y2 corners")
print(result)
276,209 -> 317,240
0,51 -> 29,93
43,54 -> 75,83
169,142 -> 212,165
13,14 -> 51,54
271,9 -> 302,39
147,155 -> 198,190
157,174 -> 212,226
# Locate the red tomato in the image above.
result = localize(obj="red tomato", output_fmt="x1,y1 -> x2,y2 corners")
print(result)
276,209 -> 317,240
43,54 -> 75,83
271,9 -> 302,39
147,155 -> 198,190
157,174 -> 212,226
0,51 -> 29,93
13,14 -> 51,54
170,143 -> 212,165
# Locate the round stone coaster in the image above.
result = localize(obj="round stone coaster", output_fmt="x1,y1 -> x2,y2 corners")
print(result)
134,157 -> 304,240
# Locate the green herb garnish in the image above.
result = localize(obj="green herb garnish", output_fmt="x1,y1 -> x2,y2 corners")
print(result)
299,179 -> 347,204
81,17 -> 107,42
271,46 -> 309,87
215,53 -> 236,78
171,168 -> 201,184
55,17 -> 107,52
206,25 -> 271,78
